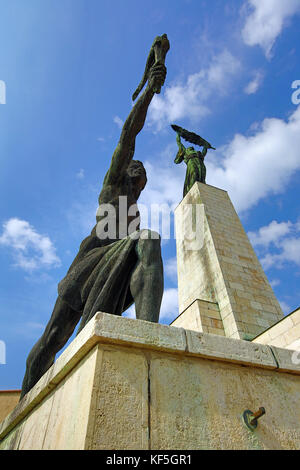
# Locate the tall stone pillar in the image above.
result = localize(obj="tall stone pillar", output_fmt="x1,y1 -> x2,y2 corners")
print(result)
173,182 -> 283,340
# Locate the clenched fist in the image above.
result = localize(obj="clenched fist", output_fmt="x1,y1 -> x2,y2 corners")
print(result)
148,63 -> 167,95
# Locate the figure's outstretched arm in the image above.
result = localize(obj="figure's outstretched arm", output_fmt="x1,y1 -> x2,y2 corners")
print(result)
103,64 -> 167,186
174,133 -> 185,164
132,48 -> 155,102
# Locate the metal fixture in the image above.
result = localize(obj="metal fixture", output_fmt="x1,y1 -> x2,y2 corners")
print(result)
243,407 -> 266,431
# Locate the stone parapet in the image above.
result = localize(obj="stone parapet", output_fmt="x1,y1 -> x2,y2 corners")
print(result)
253,307 -> 300,351
1,313 -> 300,450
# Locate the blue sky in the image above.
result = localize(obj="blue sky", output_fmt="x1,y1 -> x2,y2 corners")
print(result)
0,0 -> 300,389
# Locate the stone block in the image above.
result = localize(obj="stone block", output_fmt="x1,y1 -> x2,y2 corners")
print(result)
270,346 -> 300,374
92,312 -> 187,354
86,347 -> 149,450
186,329 -> 277,369
291,308 -> 300,326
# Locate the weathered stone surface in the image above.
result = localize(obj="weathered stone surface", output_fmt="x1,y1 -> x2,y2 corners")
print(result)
254,308 -> 300,352
186,329 -> 277,369
270,346 -> 300,375
93,312 -> 187,353
85,347 -> 148,450
0,421 -> 23,450
1,314 -> 300,450
150,356 -> 210,449
149,355 -> 300,450
171,299 -> 225,336
18,390 -> 55,450
42,346 -> 99,450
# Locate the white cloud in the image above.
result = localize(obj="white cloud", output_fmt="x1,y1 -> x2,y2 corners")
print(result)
113,115 -> 124,129
0,218 -> 61,272
149,50 -> 241,130
207,106 -> 300,213
248,220 -> 292,247
270,278 -> 280,288
242,0 -> 300,59
165,257 -> 178,284
247,219 -> 300,270
244,70 -> 264,94
140,158 -> 185,208
272,236 -> 300,266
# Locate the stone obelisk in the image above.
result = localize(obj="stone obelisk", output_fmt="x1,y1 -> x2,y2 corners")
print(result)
172,182 -> 284,340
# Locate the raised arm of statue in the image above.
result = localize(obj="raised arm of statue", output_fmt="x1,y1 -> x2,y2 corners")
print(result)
104,65 -> 165,186
132,34 -> 170,101
103,35 -> 169,187
174,133 -> 185,164
103,85 -> 154,186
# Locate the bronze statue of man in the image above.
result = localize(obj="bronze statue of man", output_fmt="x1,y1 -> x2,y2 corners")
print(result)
20,35 -> 170,399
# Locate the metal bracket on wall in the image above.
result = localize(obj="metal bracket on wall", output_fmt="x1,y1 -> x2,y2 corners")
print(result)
243,407 -> 266,431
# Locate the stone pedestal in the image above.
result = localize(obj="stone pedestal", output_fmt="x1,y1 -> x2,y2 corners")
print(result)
1,313 -> 300,450
173,183 -> 284,340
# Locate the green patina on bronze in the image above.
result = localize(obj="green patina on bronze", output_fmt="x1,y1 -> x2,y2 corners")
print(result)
172,124 -> 216,198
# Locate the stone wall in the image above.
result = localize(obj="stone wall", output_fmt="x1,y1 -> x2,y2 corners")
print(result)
171,299 -> 225,336
253,308 -> 300,351
1,313 -> 300,450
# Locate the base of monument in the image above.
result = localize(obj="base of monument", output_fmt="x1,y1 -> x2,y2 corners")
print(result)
1,313 -> 300,450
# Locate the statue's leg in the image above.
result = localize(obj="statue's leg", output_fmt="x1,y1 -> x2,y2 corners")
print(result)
20,297 -> 82,399
129,230 -> 164,322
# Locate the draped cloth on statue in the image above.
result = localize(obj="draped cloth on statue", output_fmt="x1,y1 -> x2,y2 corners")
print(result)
58,229 -> 138,330
174,148 -> 206,198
